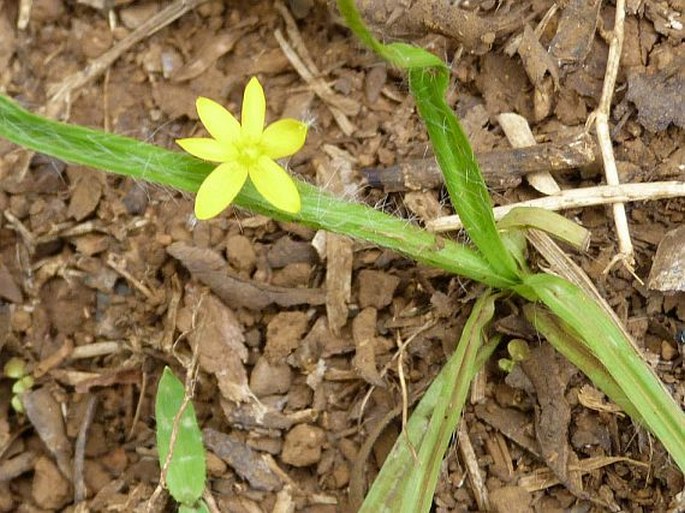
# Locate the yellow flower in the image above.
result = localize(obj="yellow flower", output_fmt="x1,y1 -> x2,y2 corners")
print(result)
177,77 -> 307,219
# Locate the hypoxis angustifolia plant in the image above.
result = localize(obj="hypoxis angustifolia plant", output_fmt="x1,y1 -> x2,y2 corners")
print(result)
0,2 -> 682,512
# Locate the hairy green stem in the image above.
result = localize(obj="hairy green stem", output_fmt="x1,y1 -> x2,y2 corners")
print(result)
0,94 -> 509,287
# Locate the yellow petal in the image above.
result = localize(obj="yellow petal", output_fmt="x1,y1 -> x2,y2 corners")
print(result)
177,137 -> 236,162
262,119 -> 308,159
194,162 -> 248,220
196,97 -> 240,145
250,156 -> 301,213
241,77 -> 266,138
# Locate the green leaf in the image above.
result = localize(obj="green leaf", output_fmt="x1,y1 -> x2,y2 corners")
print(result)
498,207 -> 591,251
383,43 -> 445,69
522,274 -> 685,469
336,0 -> 520,283
155,367 -> 206,505
408,67 -> 520,283
522,304 -> 642,422
358,292 -> 500,513
336,0 -> 443,69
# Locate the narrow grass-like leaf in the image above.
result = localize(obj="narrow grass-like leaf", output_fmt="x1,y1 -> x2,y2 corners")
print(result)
407,68 -> 520,283
0,94 -> 510,288
358,292 -> 500,513
498,207 -> 591,251
499,228 -> 530,274
337,0 -> 520,283
522,304 -> 642,422
522,274 -> 685,469
155,367 -> 206,506
335,0 -> 444,69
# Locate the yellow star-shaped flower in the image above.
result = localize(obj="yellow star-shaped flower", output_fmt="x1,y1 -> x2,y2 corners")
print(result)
177,77 -> 307,219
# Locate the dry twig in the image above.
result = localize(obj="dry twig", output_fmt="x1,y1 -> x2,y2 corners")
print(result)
106,253 -> 158,302
273,2 -> 358,135
74,395 -> 98,504
592,0 -> 632,271
427,181 -> 685,232
498,112 -> 560,195
457,422 -> 490,511
17,0 -> 32,29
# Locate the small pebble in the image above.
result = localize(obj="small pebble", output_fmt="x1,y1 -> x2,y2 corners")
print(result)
281,424 -> 325,467
661,340 -> 677,361
249,356 -> 292,397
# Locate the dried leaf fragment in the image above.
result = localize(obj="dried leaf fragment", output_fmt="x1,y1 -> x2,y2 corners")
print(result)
648,225 -> 685,292
22,387 -> 72,479
186,286 -> 250,403
168,242 -> 325,309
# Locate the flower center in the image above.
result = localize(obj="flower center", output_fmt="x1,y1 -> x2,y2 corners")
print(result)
235,136 -> 263,166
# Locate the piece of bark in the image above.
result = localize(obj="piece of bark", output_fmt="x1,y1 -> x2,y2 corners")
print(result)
249,356 -> 292,397
489,486 -> 533,513
549,0 -> 602,64
34,336 -> 73,379
32,456 -> 72,510
0,452 -> 37,481
357,270 -> 400,309
67,171 -> 103,221
474,403 -> 540,457
266,235 -> 318,269
264,311 -> 310,364
171,21 -> 256,82
0,0 -> 16,69
362,133 -> 597,193
518,25 -> 560,88
517,25 -> 560,121
203,428 -> 283,492
325,235 -> 353,335
22,387 -> 72,479
352,307 -> 384,387
219,397 -> 317,431
520,343 -> 584,499
281,424 -> 326,467
627,57 -> 685,132
403,190 -> 446,222
315,152 -> 355,335
648,225 -> 685,292
73,368 -> 141,393
0,261 -> 22,303
346,0 -> 533,54
167,242 -> 324,310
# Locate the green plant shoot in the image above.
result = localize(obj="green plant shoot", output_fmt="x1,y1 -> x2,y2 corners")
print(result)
0,5 -> 684,512
335,0 -> 685,505
155,367 -> 207,511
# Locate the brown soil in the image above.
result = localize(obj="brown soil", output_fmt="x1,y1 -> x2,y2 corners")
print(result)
0,0 -> 684,512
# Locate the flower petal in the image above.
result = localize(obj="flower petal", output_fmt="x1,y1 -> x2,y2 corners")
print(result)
196,97 -> 240,144
261,119 -> 308,159
250,156 -> 301,213
194,162 -> 248,220
177,137 -> 236,162
241,77 -> 266,138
